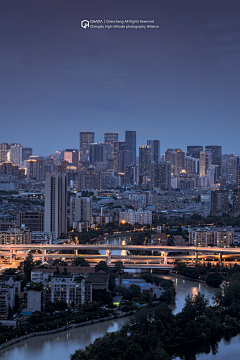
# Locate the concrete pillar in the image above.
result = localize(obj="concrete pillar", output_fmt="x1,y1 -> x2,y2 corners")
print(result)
10,249 -> 13,264
106,250 -> 111,265
195,251 -> 198,264
161,252 -> 168,265
42,249 -> 46,263
219,253 -> 222,266
74,249 -> 77,258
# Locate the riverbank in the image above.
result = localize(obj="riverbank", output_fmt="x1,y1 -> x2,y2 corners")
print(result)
171,272 -> 207,284
0,275 -> 221,360
0,312 -> 131,351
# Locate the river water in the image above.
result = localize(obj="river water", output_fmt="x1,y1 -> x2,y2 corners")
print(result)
0,236 -> 239,360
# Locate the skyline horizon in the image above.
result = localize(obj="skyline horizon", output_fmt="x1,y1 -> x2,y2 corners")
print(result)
1,0 -> 240,157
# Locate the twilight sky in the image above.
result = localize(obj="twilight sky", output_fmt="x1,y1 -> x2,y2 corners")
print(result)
1,0 -> 240,156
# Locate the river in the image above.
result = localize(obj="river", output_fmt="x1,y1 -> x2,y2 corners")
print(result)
0,236 -> 239,359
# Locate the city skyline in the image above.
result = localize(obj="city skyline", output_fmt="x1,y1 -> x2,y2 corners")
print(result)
1,0 -> 240,155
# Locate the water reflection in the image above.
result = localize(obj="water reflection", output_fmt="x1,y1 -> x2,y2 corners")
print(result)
0,317 -> 128,360
1,235 -> 239,360
157,274 -> 216,314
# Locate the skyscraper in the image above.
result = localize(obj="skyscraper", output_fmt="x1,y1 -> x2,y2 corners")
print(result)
147,140 -> 160,163
70,193 -> 92,225
104,133 -> 119,160
187,146 -> 203,159
79,132 -> 94,160
205,146 -> 222,181
0,143 -> 10,163
199,151 -> 212,177
211,190 -> 228,216
22,148 -> 33,162
104,132 -> 118,144
10,144 -> 23,166
64,149 -> 79,168
237,157 -> 240,189
89,144 -> 105,165
44,173 -> 67,240
114,141 -> 125,174
125,131 -> 136,168
139,145 -> 151,176
165,148 -> 185,176
150,162 -> 171,190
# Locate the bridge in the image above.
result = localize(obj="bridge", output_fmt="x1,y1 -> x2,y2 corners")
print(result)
1,244 -> 240,267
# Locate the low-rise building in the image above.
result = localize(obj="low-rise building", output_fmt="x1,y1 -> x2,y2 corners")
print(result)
189,227 -> 234,247
43,276 -> 86,307
119,209 -> 152,225
0,227 -> 31,245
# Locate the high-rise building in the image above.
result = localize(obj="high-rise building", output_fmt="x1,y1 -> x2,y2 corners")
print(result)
184,156 -> 198,175
150,162 -> 171,190
26,158 -> 37,180
147,140 -> 160,163
79,132 -> 94,160
55,151 -> 64,164
44,173 -> 67,240
237,157 -> 240,189
205,146 -> 222,181
89,144 -> 105,165
199,151 -> 212,177
211,190 -> 228,216
165,148 -> 185,176
104,132 -> 118,144
0,144 -> 10,163
139,145 -> 151,176
78,169 -> 102,190
114,141 -> 125,174
10,144 -> 22,166
104,133 -> 118,160
64,149 -> 78,168
125,165 -> 139,185
70,193 -> 92,225
19,211 -> 44,231
232,189 -> 239,214
187,146 -> 203,159
125,131 -> 136,168
22,148 -> 33,162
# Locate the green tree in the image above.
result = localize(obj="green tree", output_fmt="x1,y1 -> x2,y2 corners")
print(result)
72,258 -> 90,267
206,273 -> 223,287
95,261 -> 110,273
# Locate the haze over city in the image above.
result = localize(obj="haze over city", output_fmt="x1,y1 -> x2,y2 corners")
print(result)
1,1 -> 240,360
1,0 -> 240,155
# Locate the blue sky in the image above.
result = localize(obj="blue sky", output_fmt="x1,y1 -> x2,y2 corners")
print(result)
1,0 -> 240,156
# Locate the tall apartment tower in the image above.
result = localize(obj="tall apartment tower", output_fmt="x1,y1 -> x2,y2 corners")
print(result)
139,145 -> 151,176
114,141 -> 125,174
211,190 -> 228,216
89,144 -> 105,165
0,144 -> 10,163
79,132 -> 94,160
10,144 -> 23,166
104,132 -> 118,144
22,148 -> 33,162
187,146 -> 203,159
150,162 -> 171,190
237,157 -> 240,189
44,173 -> 67,240
125,131 -> 136,169
165,148 -> 185,176
199,151 -> 212,177
104,133 -> 118,160
70,193 -> 92,225
64,149 -> 79,168
147,140 -> 160,163
205,146 -> 222,181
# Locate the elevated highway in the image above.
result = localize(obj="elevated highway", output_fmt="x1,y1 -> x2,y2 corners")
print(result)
1,244 -> 240,267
